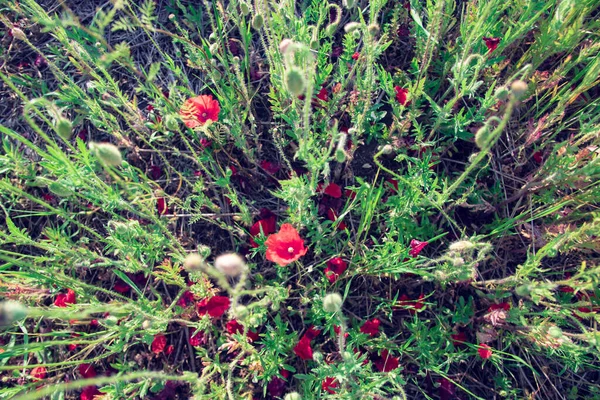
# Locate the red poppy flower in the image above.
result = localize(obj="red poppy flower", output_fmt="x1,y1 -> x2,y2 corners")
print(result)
55,289 -> 76,307
157,197 -> 169,215
533,151 -> 543,164
304,325 -> 321,340
397,25 -> 410,37
77,129 -> 88,141
31,366 -> 47,380
352,52 -> 360,60
322,377 -> 339,394
360,318 -> 380,337
408,239 -> 428,257
180,95 -> 220,128
394,86 -> 409,106
373,349 -> 399,372
326,208 -> 347,230
151,335 -> 167,354
344,188 -> 357,199
113,279 -> 130,294
196,296 -> 230,318
90,319 -> 99,327
451,331 -> 467,346
189,331 -> 206,347
226,320 -> 259,342
323,183 -> 342,198
267,370 -> 290,398
478,344 -> 492,359
333,325 -> 349,338
559,285 -> 574,293
80,386 -> 101,400
293,336 -> 314,360
396,294 -> 425,315
488,302 -> 510,312
177,290 -> 196,307
265,223 -> 308,266
316,87 -> 328,102
249,214 -> 277,248
68,343 -> 78,351
324,257 -> 348,283
386,178 -> 399,193
260,160 -> 281,175
79,363 -> 96,379
165,345 -> 174,355
483,37 -> 500,53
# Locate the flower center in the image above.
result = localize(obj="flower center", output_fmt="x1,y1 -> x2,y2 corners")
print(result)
201,112 -> 207,118
287,246 -> 294,254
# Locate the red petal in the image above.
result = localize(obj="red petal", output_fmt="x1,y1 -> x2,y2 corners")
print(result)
478,344 -> 492,359
78,363 -> 97,379
323,183 -> 342,198
151,334 -> 167,354
293,337 -> 314,360
196,296 -> 230,318
360,318 -> 380,337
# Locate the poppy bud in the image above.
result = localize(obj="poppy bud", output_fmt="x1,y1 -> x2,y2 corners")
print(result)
142,320 -> 152,330
285,68 -> 305,96
209,43 -> 219,54
279,39 -> 294,55
515,284 -> 532,297
510,80 -> 528,99
448,241 -> 475,252
342,0 -> 355,8
89,142 -> 122,166
233,305 -> 248,319
0,301 -> 28,327
474,125 -> 491,149
56,118 -> 72,140
312,351 -> 323,363
214,253 -> 247,277
240,2 -> 251,15
184,253 -> 205,271
335,149 -> 346,163
310,39 -> 320,50
10,28 -> 26,41
48,182 -> 72,197
379,144 -> 394,155
208,32 -> 218,43
494,86 -> 509,101
164,114 -> 179,131
323,293 -> 343,313
284,393 -> 302,400
344,22 -> 361,33
548,326 -> 562,338
252,14 -> 264,30
367,23 -> 380,35
104,315 -> 119,326
325,23 -> 338,37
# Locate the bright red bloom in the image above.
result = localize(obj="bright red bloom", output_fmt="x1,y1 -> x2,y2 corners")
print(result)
373,349 -> 400,372
408,239 -> 428,257
316,87 -> 328,102
79,363 -> 96,379
451,331 -> 467,346
483,37 -> 500,53
80,386 -> 101,400
397,294 -> 425,315
226,320 -> 259,342
165,345 -> 174,355
90,319 -> 99,327
68,343 -> 78,351
260,160 -> 281,175
324,257 -> 348,283
326,208 -> 347,230
394,86 -> 409,106
352,52 -> 360,60
189,331 -> 206,347
151,334 -> 167,354
55,289 -> 76,307
31,366 -> 47,380
180,94 -> 220,128
177,290 -> 196,307
322,377 -> 339,394
293,336 -> 314,360
360,318 -> 380,337
478,344 -> 492,359
249,214 -> 277,248
265,223 -> 308,266
488,302 -> 510,312
196,295 -> 230,318
323,183 -> 342,198
386,178 -> 399,193
157,197 -> 169,215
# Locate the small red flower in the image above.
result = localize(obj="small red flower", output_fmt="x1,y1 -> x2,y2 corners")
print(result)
360,318 -> 380,337
149,165 -> 162,180
478,344 -> 492,359
352,52 -> 360,60
322,377 -> 339,394
113,279 -> 130,294
304,325 -> 321,340
483,37 -> 501,53
293,336 -> 314,360
533,151 -> 543,164
180,94 -> 220,128
68,343 -> 78,351
165,345 -> 174,355
177,290 -> 196,307
196,295 -> 230,318
408,239 -> 428,257
438,377 -> 456,400
90,319 -> 99,327
55,289 -> 76,307
265,223 -> 308,266
151,334 -> 167,354
249,213 -> 277,248
80,386 -> 101,400
323,183 -> 342,198
488,302 -> 510,312
78,363 -> 96,379
189,331 -> 206,347
227,320 -> 259,342
373,349 -> 399,372
316,87 -> 328,102
157,197 -> 169,215
324,257 -> 348,283
394,86 -> 409,106
559,285 -> 574,293
396,294 -> 425,315
451,331 -> 467,346
326,208 -> 347,230
267,370 -> 290,398
31,366 -> 47,380
260,160 -> 281,175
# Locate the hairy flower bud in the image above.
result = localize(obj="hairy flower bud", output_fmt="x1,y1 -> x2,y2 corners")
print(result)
449,241 -> 475,252
474,125 -> 491,149
0,301 -> 28,327
56,118 -> 72,140
323,293 -> 343,313
284,393 -> 302,400
367,23 -> 380,35
252,14 -> 264,30
279,39 -> 294,55
510,80 -> 528,99
285,68 -> 305,96
342,0 -> 355,8
344,22 -> 361,33
184,253 -> 204,271
89,142 -> 122,166
494,86 -> 509,101
214,253 -> 247,277
240,2 -> 251,15
10,28 -> 26,41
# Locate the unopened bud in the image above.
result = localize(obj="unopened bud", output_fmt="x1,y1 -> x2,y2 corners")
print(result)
285,68 -> 305,96
474,125 -> 491,149
184,253 -> 204,271
515,284 -> 532,297
89,142 -> 122,166
214,253 -> 247,277
48,182 -> 72,197
104,315 -> 119,326
312,351 -> 323,363
323,293 -> 343,313
284,393 -> 302,400
0,301 -> 28,326
548,326 -> 562,338
367,23 -> 380,35
240,2 -> 251,15
494,86 -> 509,101
209,43 -> 219,54
279,39 -> 294,55
11,28 -> 26,41
380,144 -> 394,155
342,0 -> 355,8
56,118 -> 72,140
449,241 -> 475,252
510,80 -> 528,99
233,305 -> 248,319
209,32 -> 218,43
252,14 -> 264,30
142,320 -> 152,330
344,22 -> 361,33
310,39 -> 320,50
